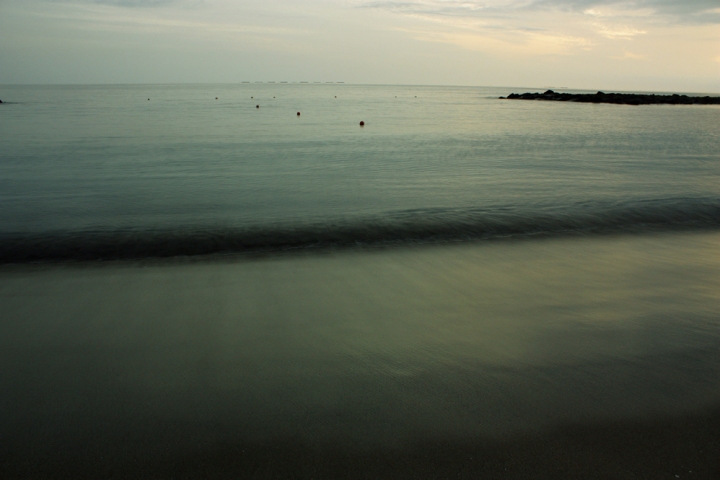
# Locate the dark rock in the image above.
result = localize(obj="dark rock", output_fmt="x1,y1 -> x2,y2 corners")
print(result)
502,91 -> 720,106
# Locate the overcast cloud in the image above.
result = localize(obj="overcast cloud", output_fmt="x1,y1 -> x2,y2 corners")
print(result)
360,0 -> 720,23
0,0 -> 718,91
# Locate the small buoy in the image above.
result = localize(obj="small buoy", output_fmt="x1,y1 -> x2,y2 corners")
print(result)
297,112 -> 300,116
359,121 -> 365,126
334,96 -> 337,98
256,105 -> 259,108
273,96 -> 275,98
251,96 -> 253,99
147,98 -> 150,101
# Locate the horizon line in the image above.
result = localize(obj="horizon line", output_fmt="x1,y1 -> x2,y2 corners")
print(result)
0,82 -> 719,96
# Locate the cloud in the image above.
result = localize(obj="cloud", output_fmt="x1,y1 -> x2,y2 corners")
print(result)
611,51 -> 645,59
11,0 -> 311,55
592,22 -> 646,38
358,1 -> 519,19
531,0 -> 720,24
93,0 -> 175,6
34,0 -> 191,6
627,0 -> 718,16
396,23 -> 594,55
359,0 -> 720,24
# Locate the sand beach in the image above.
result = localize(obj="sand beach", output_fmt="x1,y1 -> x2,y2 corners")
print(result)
2,231 -> 720,478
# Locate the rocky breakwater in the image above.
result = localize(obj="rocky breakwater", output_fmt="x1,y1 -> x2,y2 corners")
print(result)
502,90 -> 720,105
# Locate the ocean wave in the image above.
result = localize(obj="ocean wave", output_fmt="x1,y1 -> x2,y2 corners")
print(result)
1,200 -> 719,263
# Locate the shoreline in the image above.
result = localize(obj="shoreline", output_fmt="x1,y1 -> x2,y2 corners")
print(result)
3,202 -> 720,264
0,226 -> 718,271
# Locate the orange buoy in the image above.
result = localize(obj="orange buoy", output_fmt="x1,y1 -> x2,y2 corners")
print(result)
359,121 -> 365,126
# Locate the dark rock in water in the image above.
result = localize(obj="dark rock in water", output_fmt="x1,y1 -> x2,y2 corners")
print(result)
503,91 -> 720,105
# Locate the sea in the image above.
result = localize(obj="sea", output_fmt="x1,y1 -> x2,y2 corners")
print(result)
1,84 -> 719,258
1,84 -> 720,478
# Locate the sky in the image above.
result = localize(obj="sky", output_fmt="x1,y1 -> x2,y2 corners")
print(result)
1,0 -> 718,91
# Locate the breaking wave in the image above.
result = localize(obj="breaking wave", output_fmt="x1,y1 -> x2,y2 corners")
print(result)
1,199 -> 719,263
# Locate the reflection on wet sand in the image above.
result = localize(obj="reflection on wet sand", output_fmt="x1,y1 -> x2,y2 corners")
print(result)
1,232 -> 720,478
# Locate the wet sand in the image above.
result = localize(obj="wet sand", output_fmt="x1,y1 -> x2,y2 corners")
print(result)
2,232 -> 720,478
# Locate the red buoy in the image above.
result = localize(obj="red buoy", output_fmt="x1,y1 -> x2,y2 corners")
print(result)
359,121 -> 365,126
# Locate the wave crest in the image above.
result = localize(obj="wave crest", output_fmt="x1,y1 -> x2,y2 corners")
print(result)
2,200 -> 719,263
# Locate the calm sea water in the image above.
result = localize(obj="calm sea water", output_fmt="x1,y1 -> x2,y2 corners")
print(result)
1,84 -> 719,260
